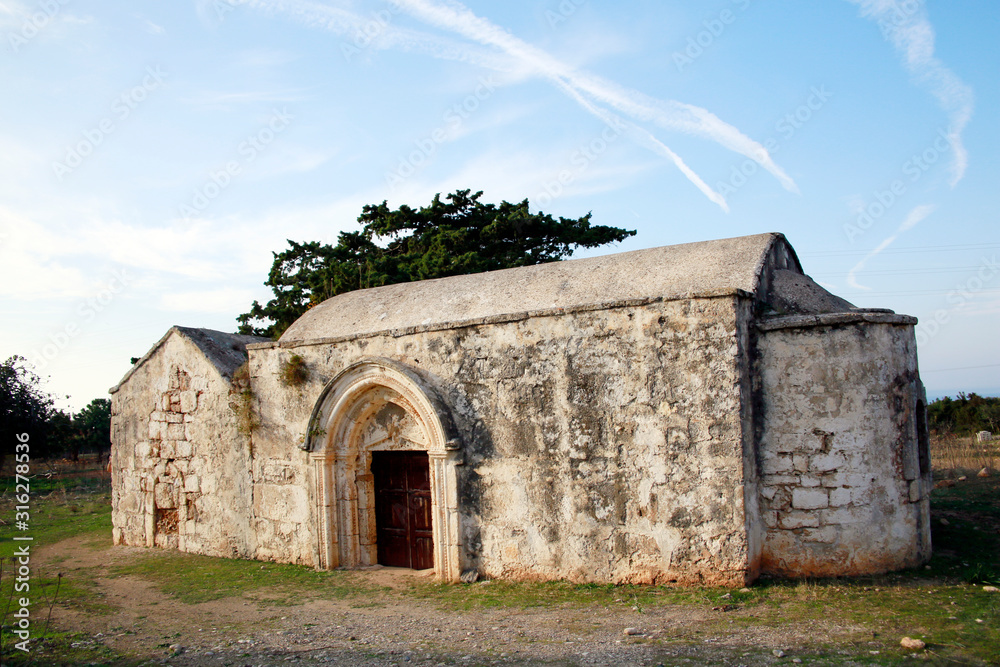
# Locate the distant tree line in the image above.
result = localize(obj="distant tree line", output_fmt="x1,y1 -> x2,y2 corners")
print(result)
0,355 -> 111,469
928,393 -> 1000,436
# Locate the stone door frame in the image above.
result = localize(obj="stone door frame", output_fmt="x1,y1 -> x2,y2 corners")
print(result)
304,358 -> 463,582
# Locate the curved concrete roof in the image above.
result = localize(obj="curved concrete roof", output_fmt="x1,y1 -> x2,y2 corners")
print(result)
277,233 -> 800,345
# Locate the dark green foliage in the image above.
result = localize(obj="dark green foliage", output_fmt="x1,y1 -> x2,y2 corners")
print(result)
0,355 -> 52,438
928,393 -> 1000,435
42,399 -> 111,462
280,354 -> 308,388
237,190 -> 636,338
70,398 -> 111,460
0,355 -> 57,461
229,362 -> 257,436
1,357 -> 111,465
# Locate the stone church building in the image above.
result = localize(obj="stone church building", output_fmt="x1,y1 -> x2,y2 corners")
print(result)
110,233 -> 932,586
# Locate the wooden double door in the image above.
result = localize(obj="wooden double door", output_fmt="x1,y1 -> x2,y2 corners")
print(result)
371,451 -> 434,570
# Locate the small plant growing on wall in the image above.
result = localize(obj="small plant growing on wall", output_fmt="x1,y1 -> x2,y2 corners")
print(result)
229,362 -> 258,436
299,425 -> 327,449
280,354 -> 309,388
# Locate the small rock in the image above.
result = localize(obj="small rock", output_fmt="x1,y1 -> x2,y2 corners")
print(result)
977,467 -> 990,478
772,649 -> 785,657
623,627 -> 643,636
168,644 -> 185,656
792,659 -> 802,664
739,587 -> 751,593
939,518 -> 950,526
958,476 -> 967,481
933,479 -> 955,489
460,569 -> 480,584
982,586 -> 999,592
900,637 -> 926,650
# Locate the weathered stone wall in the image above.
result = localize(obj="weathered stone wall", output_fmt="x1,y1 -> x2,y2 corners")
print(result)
756,317 -> 931,577
248,296 -> 758,585
736,298 -> 764,582
111,333 -> 255,558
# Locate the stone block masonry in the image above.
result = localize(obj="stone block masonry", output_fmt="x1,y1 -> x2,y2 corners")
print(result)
249,296 -> 758,586
110,234 -> 931,585
757,318 -> 931,578
110,329 -> 258,561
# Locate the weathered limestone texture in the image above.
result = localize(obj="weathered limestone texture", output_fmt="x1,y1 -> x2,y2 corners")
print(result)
249,296 -> 757,585
756,315 -> 931,577
110,327 -> 266,558
111,233 -> 931,585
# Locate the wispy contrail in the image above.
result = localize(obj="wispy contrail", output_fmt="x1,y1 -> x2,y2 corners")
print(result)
241,0 -> 796,210
558,81 -> 730,211
847,203 -> 935,289
237,0 -> 516,72
846,0 -> 974,187
392,0 -> 796,200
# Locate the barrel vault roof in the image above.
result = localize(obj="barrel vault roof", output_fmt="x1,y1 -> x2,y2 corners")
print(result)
276,232 -> 801,345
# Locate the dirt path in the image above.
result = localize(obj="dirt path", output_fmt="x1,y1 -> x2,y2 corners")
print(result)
35,538 -> 873,666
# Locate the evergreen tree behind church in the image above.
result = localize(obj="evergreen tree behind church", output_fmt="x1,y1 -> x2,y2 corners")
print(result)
238,190 -> 636,338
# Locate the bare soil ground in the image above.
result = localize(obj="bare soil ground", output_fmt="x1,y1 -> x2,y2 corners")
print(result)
4,452 -> 998,666
34,534 -> 879,667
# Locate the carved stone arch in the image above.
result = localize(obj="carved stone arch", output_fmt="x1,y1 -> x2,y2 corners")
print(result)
305,358 -> 463,581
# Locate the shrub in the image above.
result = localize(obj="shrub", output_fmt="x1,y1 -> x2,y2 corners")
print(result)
280,354 -> 309,388
229,363 -> 258,436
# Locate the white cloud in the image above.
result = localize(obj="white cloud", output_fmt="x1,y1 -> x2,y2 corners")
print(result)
252,144 -> 333,176
847,203 -> 935,289
243,0 -> 795,211
241,0 -> 515,71
957,297 -> 1000,318
235,48 -> 301,67
0,0 -> 93,46
182,88 -> 318,109
392,0 -> 795,205
0,0 -> 24,30
846,0 -> 974,186
160,287 -> 255,313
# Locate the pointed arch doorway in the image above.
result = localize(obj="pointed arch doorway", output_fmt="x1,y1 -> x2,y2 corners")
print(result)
304,359 -> 463,581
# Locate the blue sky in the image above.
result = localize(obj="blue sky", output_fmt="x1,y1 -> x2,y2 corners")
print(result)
1,0 -> 997,411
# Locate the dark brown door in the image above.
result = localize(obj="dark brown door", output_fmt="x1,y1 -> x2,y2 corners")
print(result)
372,451 -> 433,570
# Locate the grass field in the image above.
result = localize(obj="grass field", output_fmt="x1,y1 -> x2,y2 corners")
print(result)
0,447 -> 997,665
